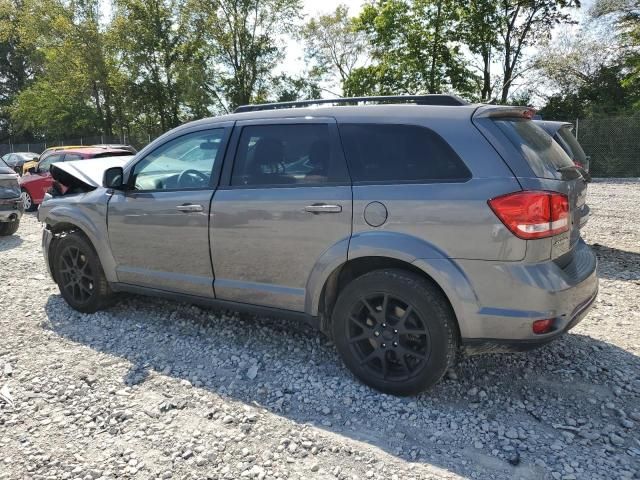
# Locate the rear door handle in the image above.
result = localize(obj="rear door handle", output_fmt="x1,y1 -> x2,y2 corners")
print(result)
305,204 -> 342,214
176,204 -> 204,213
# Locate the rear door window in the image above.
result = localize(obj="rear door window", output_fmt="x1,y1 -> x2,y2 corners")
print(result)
493,119 -> 574,179
338,123 -> 470,183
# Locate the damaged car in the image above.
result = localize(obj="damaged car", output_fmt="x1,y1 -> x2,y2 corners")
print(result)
37,96 -> 597,396
0,158 -> 24,236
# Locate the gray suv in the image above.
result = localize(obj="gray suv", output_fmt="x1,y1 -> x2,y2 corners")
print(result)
38,95 -> 598,396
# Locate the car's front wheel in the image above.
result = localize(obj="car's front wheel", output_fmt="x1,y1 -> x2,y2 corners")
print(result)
21,189 -> 35,212
52,232 -> 113,313
332,269 -> 458,396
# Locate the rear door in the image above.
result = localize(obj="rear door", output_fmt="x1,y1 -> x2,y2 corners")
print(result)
475,110 -> 588,259
210,117 -> 352,312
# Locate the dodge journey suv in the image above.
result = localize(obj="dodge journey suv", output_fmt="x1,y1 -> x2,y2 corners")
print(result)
38,95 -> 598,396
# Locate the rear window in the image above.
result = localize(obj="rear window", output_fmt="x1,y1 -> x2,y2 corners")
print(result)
338,124 -> 471,183
556,127 -> 587,166
493,119 -> 574,178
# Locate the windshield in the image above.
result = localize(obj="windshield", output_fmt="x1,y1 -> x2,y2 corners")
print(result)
494,118 -> 574,179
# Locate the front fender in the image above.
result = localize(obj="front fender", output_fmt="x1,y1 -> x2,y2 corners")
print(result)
38,192 -> 118,283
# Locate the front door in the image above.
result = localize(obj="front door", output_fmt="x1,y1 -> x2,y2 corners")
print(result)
211,118 -> 352,312
107,126 -> 230,297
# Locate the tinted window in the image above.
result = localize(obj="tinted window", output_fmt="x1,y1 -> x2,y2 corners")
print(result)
231,124 -> 347,186
338,124 -> 470,183
494,119 -> 574,179
132,129 -> 224,191
63,154 -> 83,162
556,127 -> 587,166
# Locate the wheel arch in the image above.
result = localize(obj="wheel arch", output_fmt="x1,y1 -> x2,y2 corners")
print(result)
306,232 -> 479,339
41,206 -> 118,283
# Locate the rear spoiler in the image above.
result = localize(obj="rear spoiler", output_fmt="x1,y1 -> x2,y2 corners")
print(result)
473,105 -> 537,120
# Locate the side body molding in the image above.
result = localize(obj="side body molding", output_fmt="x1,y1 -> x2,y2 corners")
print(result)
305,231 -> 480,338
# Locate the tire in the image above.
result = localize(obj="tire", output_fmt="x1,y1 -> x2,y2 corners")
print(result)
0,220 -> 20,236
21,189 -> 36,212
332,269 -> 458,396
52,231 -> 113,313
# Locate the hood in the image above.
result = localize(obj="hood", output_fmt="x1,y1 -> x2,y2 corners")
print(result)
50,155 -> 133,190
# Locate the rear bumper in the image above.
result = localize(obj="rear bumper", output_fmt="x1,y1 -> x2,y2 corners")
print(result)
0,197 -> 24,222
452,239 -> 598,351
462,286 -> 598,354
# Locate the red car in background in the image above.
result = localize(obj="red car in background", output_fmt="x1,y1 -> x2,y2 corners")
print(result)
19,147 -> 132,211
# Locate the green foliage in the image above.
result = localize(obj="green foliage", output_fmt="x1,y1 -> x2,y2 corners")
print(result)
194,0 -> 303,110
539,65 -> 637,119
301,4 -> 367,94
347,0 -> 477,97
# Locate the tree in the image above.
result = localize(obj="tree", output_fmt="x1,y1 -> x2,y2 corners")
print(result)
460,0 -> 499,101
0,0 -> 42,139
193,0 -> 302,110
9,0 -> 117,138
345,0 -> 476,97
271,74 -> 322,102
591,0 -> 640,102
301,5 -> 367,94
111,0 -> 212,131
496,0 -> 581,103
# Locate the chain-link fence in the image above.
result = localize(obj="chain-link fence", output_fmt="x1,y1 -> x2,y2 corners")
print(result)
3,118 -> 639,177
576,114 -> 640,178
0,133 -> 158,157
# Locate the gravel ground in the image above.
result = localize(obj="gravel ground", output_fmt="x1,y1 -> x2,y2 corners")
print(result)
0,179 -> 639,480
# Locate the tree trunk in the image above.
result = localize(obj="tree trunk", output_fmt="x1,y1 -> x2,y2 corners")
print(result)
481,48 -> 492,101
429,0 -> 443,93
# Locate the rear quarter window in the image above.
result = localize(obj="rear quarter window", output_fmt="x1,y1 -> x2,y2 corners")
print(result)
338,123 -> 471,183
493,119 -> 574,179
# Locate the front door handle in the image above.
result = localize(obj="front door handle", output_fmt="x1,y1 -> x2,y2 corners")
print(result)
305,204 -> 342,214
176,204 -> 204,213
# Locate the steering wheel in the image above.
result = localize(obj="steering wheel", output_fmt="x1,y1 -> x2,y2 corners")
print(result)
177,169 -> 209,188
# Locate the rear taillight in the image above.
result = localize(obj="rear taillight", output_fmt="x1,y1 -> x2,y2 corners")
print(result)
488,191 -> 569,240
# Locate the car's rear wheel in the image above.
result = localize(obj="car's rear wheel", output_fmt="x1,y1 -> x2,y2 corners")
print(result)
332,269 -> 458,396
0,220 -> 20,236
52,232 -> 113,313
21,189 -> 35,212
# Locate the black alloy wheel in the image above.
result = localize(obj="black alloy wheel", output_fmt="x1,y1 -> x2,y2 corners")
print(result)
332,269 -> 458,396
347,293 -> 431,381
58,244 -> 96,304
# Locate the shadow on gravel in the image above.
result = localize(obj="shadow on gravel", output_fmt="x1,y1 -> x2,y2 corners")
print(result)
0,234 -> 24,252
592,243 -> 640,281
44,293 -> 640,480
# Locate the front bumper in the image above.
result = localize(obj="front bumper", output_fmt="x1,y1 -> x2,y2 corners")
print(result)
0,197 -> 24,222
42,226 -> 55,280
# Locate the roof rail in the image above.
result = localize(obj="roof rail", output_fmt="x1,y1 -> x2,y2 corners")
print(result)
234,94 -> 468,113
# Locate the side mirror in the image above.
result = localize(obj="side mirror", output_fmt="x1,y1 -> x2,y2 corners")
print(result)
103,166 -> 125,189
